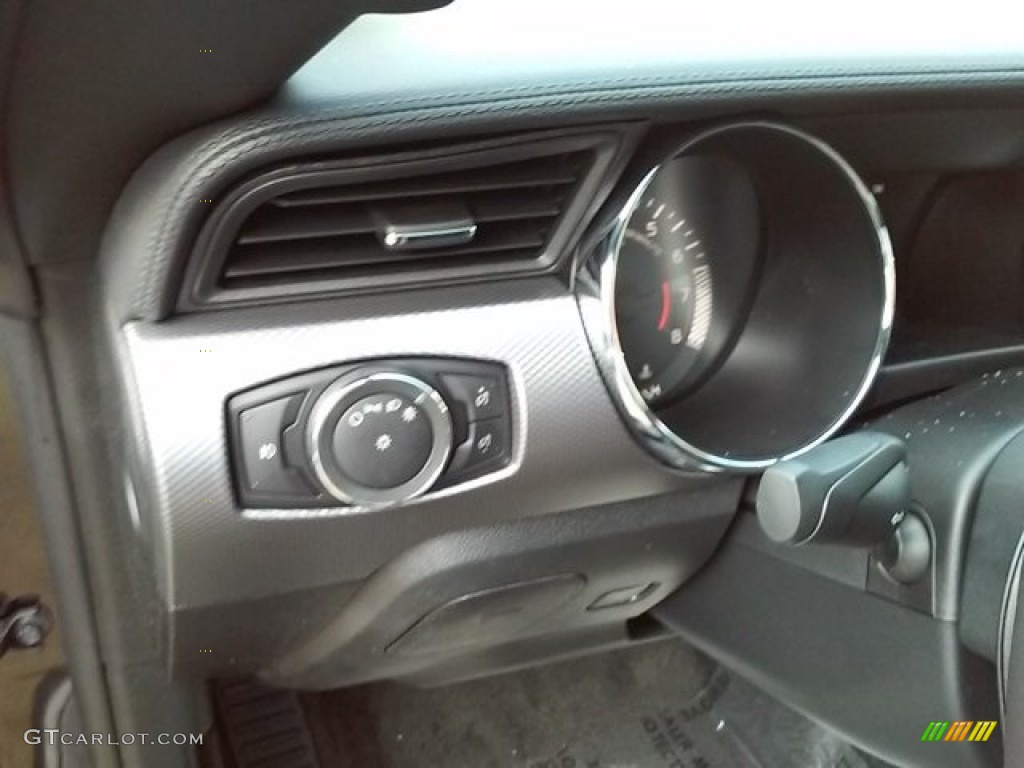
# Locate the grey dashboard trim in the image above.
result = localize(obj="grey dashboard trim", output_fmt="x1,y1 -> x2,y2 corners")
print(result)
112,278 -> 695,610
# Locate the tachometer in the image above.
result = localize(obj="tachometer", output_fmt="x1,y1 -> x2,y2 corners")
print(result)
614,197 -> 714,405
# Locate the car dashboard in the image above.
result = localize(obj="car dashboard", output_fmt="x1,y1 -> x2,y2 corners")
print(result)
8,3 -> 1024,767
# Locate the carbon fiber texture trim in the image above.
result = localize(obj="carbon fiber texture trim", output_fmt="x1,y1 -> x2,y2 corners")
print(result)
115,279 -> 693,610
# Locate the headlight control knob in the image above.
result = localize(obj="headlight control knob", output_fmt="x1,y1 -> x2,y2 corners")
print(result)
307,372 -> 453,506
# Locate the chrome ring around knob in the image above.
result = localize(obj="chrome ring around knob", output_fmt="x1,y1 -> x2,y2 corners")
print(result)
307,372 -> 453,507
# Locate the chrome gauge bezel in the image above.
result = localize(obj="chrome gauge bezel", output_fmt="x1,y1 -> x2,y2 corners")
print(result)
577,121 -> 896,474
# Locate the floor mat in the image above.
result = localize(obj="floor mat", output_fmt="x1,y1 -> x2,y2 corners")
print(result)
293,639 -> 890,768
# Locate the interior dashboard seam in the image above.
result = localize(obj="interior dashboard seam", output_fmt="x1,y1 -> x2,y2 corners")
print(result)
289,65 -> 1024,108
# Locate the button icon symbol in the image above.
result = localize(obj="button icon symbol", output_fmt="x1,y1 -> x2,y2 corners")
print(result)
348,411 -> 365,427
638,364 -> 653,381
375,434 -> 393,452
476,432 -> 493,454
474,386 -> 491,409
363,401 -> 384,415
401,406 -> 418,423
640,384 -> 662,401
386,398 -> 402,413
257,442 -> 278,461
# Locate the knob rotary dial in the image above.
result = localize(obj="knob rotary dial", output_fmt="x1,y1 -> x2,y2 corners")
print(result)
307,372 -> 453,506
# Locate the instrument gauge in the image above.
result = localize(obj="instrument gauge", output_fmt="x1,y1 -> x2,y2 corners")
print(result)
578,122 -> 893,473
614,200 -> 714,405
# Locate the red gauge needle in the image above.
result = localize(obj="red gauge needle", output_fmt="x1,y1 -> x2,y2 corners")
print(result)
657,281 -> 671,331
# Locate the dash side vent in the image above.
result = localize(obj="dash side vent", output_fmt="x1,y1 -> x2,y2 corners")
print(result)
185,131 -> 622,309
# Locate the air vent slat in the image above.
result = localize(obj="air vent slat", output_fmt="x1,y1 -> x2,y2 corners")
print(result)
237,205 -> 375,245
238,190 -> 563,247
207,144 -> 597,299
271,156 -> 582,208
470,190 -> 563,222
225,221 -> 551,280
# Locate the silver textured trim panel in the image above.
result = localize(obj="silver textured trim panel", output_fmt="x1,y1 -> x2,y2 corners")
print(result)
115,279 -> 692,609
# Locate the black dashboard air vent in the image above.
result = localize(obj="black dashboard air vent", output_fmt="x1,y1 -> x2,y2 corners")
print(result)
186,130 -> 623,308
224,153 -> 586,281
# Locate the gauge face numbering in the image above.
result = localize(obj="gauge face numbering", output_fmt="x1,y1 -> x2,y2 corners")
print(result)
614,194 -> 714,406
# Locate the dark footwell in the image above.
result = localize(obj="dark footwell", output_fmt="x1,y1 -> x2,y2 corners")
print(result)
210,640 -> 890,768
